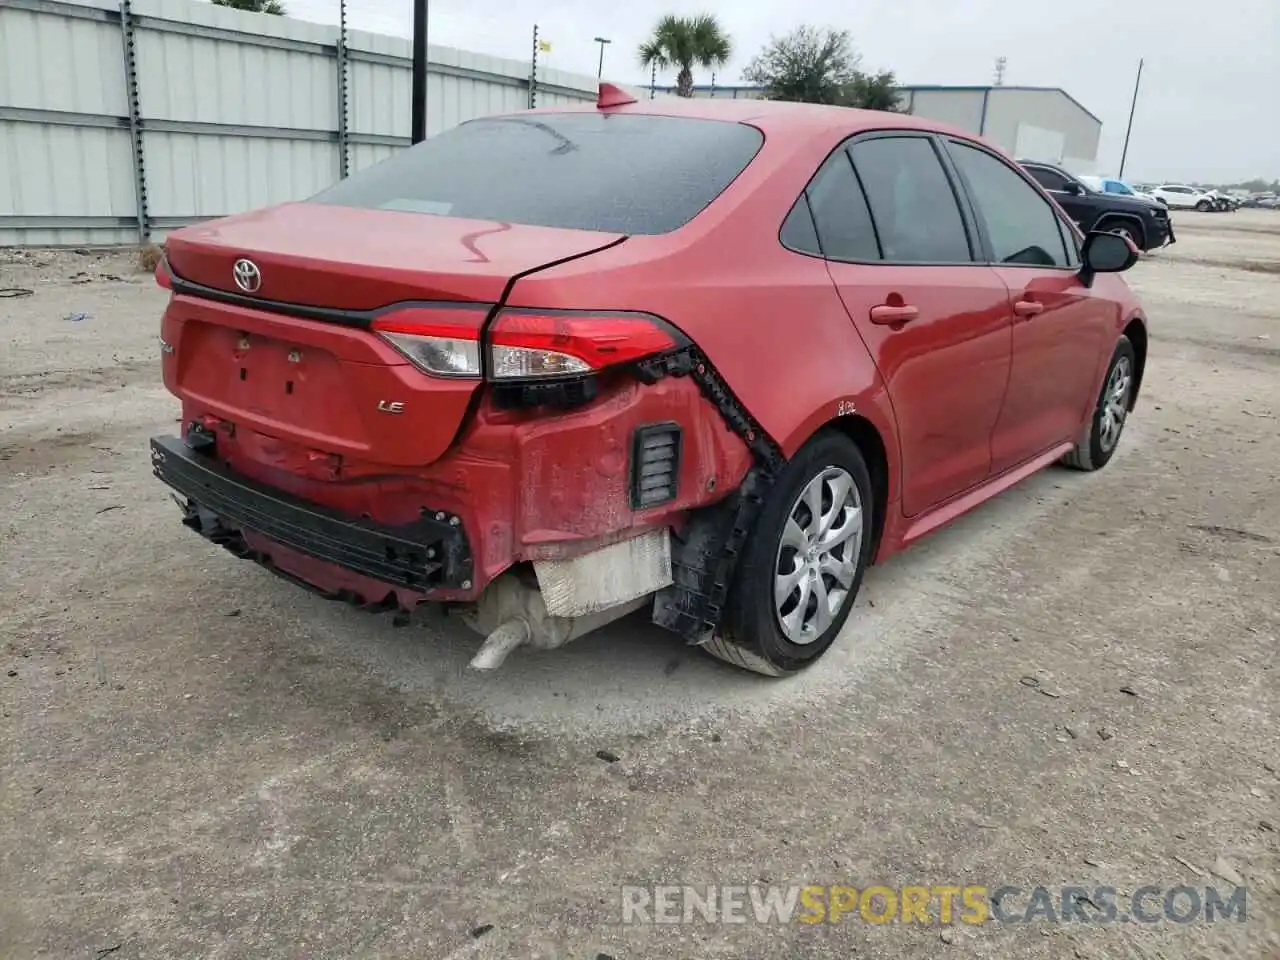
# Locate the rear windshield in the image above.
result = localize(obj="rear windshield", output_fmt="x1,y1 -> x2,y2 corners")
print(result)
309,113 -> 764,235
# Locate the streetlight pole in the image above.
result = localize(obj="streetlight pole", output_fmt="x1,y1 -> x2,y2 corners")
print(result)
1118,57 -> 1143,180
593,36 -> 611,79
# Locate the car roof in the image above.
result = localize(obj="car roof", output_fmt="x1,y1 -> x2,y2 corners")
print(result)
517,95 -> 985,144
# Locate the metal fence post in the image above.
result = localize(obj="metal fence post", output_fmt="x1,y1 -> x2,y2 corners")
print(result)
528,24 -> 538,109
118,0 -> 150,242
336,0 -> 349,177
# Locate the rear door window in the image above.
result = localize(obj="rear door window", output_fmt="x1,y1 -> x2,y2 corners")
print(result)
848,136 -> 973,263
945,141 -> 1071,267
309,113 -> 764,235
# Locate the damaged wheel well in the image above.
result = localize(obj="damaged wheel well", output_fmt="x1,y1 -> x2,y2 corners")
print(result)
828,415 -> 889,562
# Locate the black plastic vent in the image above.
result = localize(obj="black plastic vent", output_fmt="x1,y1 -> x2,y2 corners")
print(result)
630,422 -> 682,509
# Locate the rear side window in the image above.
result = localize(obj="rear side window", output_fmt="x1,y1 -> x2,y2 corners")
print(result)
309,113 -> 764,235
801,149 -> 881,261
848,137 -> 972,263
1025,165 -> 1069,191
780,198 -> 821,254
946,141 -> 1070,267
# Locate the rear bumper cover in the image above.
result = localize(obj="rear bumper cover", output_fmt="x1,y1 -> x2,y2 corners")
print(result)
150,434 -> 474,594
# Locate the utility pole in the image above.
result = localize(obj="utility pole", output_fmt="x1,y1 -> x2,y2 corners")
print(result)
993,56 -> 1007,86
1118,58 -> 1144,180
593,36 -> 611,79
410,0 -> 428,142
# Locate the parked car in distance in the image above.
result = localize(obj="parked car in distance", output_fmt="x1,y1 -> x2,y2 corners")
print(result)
1150,184 -> 1217,211
1203,189 -> 1238,212
1079,175 -> 1165,206
1020,160 -> 1174,251
150,89 -> 1149,677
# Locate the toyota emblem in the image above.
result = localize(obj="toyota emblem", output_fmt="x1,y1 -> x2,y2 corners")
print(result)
232,258 -> 262,293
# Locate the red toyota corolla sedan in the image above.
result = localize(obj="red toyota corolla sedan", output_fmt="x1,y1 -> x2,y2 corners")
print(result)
150,85 -> 1146,676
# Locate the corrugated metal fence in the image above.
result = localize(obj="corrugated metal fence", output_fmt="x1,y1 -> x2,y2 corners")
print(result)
0,0 -> 643,246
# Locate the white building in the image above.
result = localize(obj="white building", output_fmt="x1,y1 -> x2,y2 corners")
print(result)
652,83 -> 1102,173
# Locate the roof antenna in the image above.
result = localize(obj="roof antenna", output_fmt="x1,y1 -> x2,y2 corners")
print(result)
597,82 -> 637,109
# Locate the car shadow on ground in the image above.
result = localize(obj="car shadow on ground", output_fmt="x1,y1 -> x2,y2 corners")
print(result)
246,453 -> 1122,739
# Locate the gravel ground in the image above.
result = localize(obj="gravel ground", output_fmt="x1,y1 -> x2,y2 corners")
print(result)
1,210 -> 1277,959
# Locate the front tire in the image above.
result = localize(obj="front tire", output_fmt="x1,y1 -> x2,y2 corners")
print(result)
1061,336 -> 1136,472
1196,199 -> 1213,212
704,430 -> 874,676
1103,220 -> 1143,251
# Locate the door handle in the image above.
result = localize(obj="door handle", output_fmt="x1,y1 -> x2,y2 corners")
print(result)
869,303 -> 919,325
1013,299 -> 1044,319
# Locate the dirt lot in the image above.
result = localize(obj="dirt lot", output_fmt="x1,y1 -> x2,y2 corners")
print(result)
2,210 -> 1277,959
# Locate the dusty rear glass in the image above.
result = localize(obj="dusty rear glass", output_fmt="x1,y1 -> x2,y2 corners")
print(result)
309,113 -> 764,235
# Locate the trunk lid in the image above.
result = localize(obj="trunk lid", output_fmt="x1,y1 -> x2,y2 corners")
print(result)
165,202 -> 624,308
161,204 -> 624,468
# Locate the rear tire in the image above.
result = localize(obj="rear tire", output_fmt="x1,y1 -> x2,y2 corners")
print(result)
704,430 -> 874,676
1061,336 -> 1136,472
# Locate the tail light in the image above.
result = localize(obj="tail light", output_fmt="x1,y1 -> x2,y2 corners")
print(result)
488,310 -> 685,380
372,306 -> 487,378
371,306 -> 686,385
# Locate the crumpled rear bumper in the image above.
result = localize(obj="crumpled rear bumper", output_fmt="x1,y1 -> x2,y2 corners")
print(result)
150,434 -> 475,603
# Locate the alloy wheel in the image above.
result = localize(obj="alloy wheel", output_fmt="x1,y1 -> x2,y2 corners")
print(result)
773,467 -> 863,644
1099,356 -> 1132,453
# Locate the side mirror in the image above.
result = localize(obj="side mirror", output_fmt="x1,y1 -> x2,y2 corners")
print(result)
1079,230 -> 1138,286
1060,181 -> 1083,195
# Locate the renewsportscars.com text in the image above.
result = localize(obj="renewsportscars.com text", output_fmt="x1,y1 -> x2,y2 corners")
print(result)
620,884 -> 1247,925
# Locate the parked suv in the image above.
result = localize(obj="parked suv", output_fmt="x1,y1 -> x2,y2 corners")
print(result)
1020,161 -> 1174,250
151,92 -> 1148,676
1150,184 -> 1216,211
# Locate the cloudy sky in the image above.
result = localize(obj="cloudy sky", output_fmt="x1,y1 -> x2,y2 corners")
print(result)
285,0 -> 1277,184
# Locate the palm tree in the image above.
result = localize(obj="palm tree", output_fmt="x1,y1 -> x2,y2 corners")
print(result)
638,14 -> 732,98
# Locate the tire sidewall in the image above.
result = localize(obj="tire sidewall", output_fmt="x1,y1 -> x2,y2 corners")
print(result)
723,431 -> 874,673
1085,336 -> 1136,469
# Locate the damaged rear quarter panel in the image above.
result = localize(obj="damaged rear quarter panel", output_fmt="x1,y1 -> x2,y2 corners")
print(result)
502,375 -> 753,555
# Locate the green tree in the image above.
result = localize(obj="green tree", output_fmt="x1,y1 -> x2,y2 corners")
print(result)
842,69 -> 901,111
743,26 -> 901,111
212,0 -> 286,14
638,14 -> 732,98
